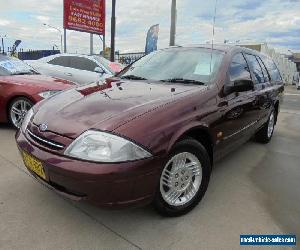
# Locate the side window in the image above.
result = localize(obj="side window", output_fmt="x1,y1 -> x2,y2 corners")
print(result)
256,56 -> 270,82
244,54 -> 265,84
69,57 -> 98,72
229,53 -> 251,82
48,56 -> 70,67
0,67 -> 10,76
261,57 -> 282,82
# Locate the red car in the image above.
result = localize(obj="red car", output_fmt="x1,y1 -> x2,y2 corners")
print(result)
0,55 -> 75,128
16,45 -> 283,216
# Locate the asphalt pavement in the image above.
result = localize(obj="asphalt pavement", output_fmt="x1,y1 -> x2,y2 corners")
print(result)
0,85 -> 299,250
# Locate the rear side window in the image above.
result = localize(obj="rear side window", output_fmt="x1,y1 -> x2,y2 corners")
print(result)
69,57 -> 98,72
244,54 -> 265,84
229,53 -> 251,82
261,57 -> 282,82
256,56 -> 270,82
48,56 -> 70,67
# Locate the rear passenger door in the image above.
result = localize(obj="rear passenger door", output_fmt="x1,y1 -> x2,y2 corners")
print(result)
260,56 -> 284,118
68,56 -> 100,85
46,55 -> 74,81
244,54 -> 272,126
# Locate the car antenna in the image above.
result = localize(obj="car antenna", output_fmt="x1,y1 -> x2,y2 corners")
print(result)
210,0 -> 218,74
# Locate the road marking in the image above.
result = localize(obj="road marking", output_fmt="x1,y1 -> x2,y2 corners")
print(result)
284,93 -> 300,96
280,109 -> 300,115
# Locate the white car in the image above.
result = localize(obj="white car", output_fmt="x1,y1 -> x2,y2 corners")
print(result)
26,54 -> 123,85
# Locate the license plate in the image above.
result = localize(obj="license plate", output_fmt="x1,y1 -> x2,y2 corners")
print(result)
22,151 -> 46,180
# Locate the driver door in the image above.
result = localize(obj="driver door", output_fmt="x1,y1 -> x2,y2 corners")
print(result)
213,53 -> 259,159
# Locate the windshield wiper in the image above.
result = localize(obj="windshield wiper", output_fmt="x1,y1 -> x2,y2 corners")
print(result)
120,75 -> 147,80
160,78 -> 206,85
12,72 -> 32,75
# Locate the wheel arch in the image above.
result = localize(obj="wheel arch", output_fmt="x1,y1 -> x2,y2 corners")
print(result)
169,125 -> 215,165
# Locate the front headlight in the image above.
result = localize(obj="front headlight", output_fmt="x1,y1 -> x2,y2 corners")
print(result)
64,130 -> 152,162
21,108 -> 33,132
38,90 -> 61,99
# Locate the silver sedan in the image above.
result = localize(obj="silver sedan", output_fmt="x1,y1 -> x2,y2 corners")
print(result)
26,54 -> 123,85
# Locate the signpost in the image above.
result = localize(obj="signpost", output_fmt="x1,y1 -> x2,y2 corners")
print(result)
63,0 -> 105,53
110,0 -> 116,62
170,0 -> 177,46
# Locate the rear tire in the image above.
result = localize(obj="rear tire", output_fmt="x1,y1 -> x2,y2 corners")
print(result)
255,110 -> 276,144
153,138 -> 211,217
8,97 -> 33,129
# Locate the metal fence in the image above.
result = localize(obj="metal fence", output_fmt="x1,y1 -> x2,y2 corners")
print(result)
1,48 -> 60,60
115,52 -> 145,65
2,47 -> 145,64
17,49 -> 60,60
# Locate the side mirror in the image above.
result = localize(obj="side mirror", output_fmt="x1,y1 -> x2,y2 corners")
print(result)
233,79 -> 254,92
94,66 -> 105,75
225,79 -> 254,95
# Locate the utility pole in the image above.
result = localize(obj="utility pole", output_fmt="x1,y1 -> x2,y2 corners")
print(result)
1,37 -> 4,54
110,0 -> 116,62
169,0 -> 177,46
103,35 -> 106,57
1,35 -> 6,54
64,29 -> 67,53
90,33 -> 93,55
60,34 -> 63,53
99,35 -> 106,57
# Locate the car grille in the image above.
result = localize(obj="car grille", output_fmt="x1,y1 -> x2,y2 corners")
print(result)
27,129 -> 65,151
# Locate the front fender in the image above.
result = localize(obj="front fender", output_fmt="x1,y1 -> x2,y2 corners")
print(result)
166,122 -> 213,153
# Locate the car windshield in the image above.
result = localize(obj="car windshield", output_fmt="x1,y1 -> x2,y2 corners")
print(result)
93,55 -> 114,74
119,48 -> 224,84
0,56 -> 38,76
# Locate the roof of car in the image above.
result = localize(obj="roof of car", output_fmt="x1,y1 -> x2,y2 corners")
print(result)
165,44 -> 262,55
0,54 -> 10,61
51,53 -> 101,57
40,53 -> 109,62
182,44 -> 236,51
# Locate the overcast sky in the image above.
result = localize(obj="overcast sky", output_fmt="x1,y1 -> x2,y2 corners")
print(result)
0,0 -> 299,54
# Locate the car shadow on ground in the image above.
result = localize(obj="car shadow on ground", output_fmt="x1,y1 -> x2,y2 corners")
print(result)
0,123 -> 14,130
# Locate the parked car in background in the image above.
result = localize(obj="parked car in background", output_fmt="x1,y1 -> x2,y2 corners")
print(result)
16,45 -> 284,216
0,55 -> 75,128
26,54 -> 123,85
292,72 -> 299,86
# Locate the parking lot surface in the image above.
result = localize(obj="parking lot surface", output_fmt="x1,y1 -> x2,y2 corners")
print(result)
0,86 -> 299,250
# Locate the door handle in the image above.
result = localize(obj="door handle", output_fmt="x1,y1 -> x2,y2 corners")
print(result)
65,72 -> 72,76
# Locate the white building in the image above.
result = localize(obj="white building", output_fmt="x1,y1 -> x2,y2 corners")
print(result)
237,43 -> 297,85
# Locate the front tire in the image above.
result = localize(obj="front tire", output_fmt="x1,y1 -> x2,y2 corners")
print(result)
255,110 -> 276,144
153,138 -> 211,217
8,97 -> 33,129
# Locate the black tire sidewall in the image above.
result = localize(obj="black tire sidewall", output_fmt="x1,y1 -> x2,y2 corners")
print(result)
154,138 -> 211,216
257,109 -> 276,143
267,110 -> 275,139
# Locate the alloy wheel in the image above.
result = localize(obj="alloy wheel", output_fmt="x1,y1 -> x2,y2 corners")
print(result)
10,99 -> 32,128
160,152 -> 202,206
267,111 -> 275,138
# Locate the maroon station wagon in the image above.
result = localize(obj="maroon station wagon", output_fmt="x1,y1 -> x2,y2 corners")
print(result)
16,45 -> 284,216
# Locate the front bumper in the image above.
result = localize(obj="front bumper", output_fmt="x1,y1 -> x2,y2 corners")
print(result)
16,129 -> 163,208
